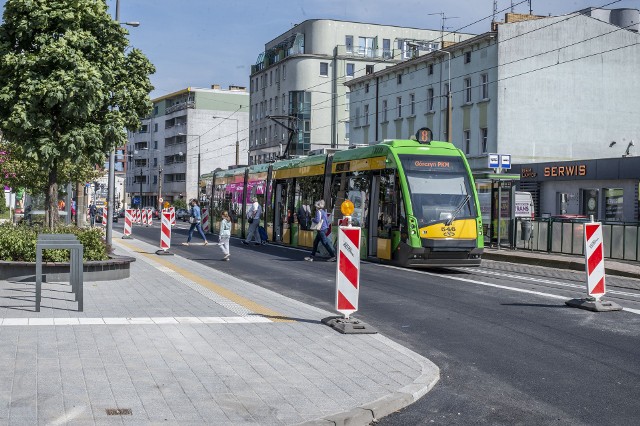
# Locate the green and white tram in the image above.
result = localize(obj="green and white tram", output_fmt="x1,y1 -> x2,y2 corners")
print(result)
208,129 -> 483,267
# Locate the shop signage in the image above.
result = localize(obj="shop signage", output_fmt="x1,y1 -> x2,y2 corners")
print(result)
544,164 -> 587,177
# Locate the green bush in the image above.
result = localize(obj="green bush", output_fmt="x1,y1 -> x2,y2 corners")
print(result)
0,223 -> 108,262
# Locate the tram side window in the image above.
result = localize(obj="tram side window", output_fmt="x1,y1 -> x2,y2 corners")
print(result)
331,171 -> 371,227
295,175 -> 323,230
377,170 -> 398,238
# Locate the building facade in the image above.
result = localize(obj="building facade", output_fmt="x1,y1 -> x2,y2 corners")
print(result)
125,86 -> 249,207
346,11 -> 640,220
248,19 -> 475,164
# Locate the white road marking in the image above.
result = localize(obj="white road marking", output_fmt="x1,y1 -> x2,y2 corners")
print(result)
0,316 -> 273,326
378,264 -> 640,315
456,267 -> 640,299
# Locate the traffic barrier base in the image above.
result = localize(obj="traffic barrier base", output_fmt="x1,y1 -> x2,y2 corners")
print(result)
321,316 -> 377,334
565,298 -> 622,312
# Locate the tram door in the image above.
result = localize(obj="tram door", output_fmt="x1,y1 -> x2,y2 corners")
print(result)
368,175 -> 381,257
274,181 -> 287,242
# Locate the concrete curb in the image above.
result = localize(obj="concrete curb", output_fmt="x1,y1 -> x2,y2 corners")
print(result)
483,251 -> 639,279
298,335 -> 440,426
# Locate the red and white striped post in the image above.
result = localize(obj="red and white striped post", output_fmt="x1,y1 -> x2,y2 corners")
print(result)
322,200 -> 376,333
142,209 -> 148,226
156,210 -> 173,256
169,207 -> 176,226
147,209 -> 153,227
584,222 -> 606,300
102,207 -> 107,227
202,207 -> 210,233
335,225 -> 361,319
122,209 -> 133,239
566,220 -> 621,312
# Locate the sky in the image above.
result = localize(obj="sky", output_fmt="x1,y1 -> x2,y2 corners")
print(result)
0,0 -> 638,99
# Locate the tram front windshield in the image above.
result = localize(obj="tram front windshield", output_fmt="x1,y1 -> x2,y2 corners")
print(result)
399,155 -> 476,226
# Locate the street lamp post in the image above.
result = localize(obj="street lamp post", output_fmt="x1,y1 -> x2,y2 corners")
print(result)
107,0 -> 140,246
435,49 -> 452,142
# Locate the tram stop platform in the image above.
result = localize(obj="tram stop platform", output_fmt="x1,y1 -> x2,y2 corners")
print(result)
483,247 -> 640,280
0,233 -> 439,425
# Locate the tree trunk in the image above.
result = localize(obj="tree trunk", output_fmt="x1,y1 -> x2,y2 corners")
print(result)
76,181 -> 86,227
46,163 -> 58,229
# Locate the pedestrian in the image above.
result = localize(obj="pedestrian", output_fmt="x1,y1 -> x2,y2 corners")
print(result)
305,199 -> 336,262
88,203 -> 97,227
182,199 -> 208,246
219,211 -> 232,260
242,197 -> 262,245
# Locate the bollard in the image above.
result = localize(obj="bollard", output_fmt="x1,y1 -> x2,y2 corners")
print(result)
122,209 -> 133,239
156,210 -> 174,256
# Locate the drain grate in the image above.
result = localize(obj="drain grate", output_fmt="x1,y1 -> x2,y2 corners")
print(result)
106,408 -> 132,416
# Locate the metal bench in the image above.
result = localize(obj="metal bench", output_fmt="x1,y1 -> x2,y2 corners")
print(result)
35,234 -> 84,312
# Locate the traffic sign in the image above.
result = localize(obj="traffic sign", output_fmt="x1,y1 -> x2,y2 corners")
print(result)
488,154 -> 499,168
159,197 -> 163,203
500,154 -> 512,169
132,196 -> 140,205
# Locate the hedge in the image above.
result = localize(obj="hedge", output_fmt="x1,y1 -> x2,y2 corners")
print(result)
0,223 -> 109,262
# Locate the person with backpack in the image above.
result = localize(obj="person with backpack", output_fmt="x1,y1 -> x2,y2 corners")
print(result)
242,197 -> 262,245
304,199 -> 336,262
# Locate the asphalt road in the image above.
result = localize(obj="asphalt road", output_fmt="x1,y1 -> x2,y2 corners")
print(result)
119,223 -> 640,425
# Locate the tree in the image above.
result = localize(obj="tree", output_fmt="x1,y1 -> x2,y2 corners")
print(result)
0,0 -> 155,228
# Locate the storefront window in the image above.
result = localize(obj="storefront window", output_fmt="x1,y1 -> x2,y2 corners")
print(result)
604,188 -> 623,221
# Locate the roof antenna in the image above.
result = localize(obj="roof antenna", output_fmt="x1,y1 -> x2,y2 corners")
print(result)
427,12 -> 459,46
492,0 -> 498,25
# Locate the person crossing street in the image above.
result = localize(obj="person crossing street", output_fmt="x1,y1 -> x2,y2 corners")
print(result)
242,197 -> 262,246
182,199 -> 208,246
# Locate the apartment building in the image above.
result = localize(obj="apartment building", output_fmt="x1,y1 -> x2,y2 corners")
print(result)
248,19 -> 475,164
346,11 -> 640,221
125,85 -> 249,207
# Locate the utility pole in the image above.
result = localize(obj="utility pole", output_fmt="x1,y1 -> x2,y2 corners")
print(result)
157,168 -> 163,211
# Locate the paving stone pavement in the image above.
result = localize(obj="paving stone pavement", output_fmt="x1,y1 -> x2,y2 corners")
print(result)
0,235 -> 439,425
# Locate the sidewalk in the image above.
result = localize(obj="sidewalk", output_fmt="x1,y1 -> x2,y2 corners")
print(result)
0,234 -> 439,425
482,247 -> 640,280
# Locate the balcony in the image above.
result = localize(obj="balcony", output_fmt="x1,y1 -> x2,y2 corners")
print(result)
165,101 -> 195,115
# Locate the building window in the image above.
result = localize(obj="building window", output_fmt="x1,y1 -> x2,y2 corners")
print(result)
383,38 -> 391,59
364,104 -> 369,125
275,67 -> 279,83
396,97 -> 402,118
346,63 -> 355,77
154,123 -> 158,132
154,140 -> 158,149
345,122 -> 350,140
428,64 -> 434,75
366,64 -> 374,75
359,36 -> 374,57
427,88 -> 434,111
481,73 -> 489,99
382,100 -> 388,122
320,62 -> 328,77
346,35 -> 353,53
397,73 -> 402,85
464,51 -> 471,63
355,106 -> 360,127
345,92 -> 350,111
365,83 -> 369,93
464,77 -> 472,103
464,130 -> 470,154
410,93 -> 415,115
283,64 -> 286,80
481,127 -> 488,153
270,70 -> 273,86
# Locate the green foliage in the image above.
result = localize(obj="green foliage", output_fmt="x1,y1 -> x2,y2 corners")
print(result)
172,199 -> 187,210
0,0 -> 155,225
0,223 -> 108,262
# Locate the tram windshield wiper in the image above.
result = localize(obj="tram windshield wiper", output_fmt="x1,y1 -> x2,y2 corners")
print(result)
445,194 -> 470,226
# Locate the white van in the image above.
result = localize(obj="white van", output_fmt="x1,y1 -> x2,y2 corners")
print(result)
515,191 -> 535,219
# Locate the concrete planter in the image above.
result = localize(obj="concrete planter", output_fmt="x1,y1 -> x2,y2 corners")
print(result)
0,255 -> 135,281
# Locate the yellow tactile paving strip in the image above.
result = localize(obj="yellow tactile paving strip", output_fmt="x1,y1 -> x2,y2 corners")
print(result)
117,240 -> 292,322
